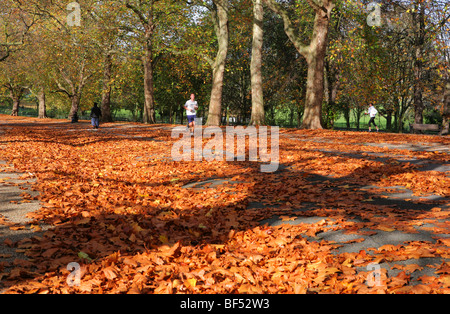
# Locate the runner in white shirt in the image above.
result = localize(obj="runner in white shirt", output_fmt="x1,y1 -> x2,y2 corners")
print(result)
365,103 -> 379,132
184,93 -> 198,135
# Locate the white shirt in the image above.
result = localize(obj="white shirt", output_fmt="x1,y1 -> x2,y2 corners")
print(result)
368,106 -> 378,118
185,100 -> 198,116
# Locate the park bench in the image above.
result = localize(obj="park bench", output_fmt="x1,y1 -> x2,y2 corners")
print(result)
410,123 -> 441,134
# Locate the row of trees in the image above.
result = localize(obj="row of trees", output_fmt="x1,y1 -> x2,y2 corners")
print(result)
0,0 -> 449,131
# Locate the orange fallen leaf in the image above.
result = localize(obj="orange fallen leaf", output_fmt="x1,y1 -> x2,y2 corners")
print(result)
392,264 -> 423,274
185,278 -> 197,288
103,267 -> 118,280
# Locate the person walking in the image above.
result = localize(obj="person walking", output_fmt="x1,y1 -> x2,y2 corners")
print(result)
184,93 -> 198,135
365,103 -> 379,132
90,102 -> 102,129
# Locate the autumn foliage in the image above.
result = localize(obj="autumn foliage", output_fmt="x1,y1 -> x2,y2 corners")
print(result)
0,116 -> 449,294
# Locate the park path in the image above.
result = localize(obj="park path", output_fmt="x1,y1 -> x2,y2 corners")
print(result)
270,132 -> 449,283
0,121 -> 172,291
181,130 -> 449,284
0,118 -> 448,292
0,160 -> 51,292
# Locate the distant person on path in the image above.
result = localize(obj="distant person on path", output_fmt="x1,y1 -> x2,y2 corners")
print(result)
184,93 -> 198,135
90,102 -> 102,129
365,103 -> 379,132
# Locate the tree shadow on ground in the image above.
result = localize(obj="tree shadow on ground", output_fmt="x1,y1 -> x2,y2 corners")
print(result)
0,122 -> 169,148
1,149 -> 448,292
0,122 -> 448,293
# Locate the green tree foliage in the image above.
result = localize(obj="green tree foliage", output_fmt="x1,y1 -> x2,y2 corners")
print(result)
0,0 -> 448,131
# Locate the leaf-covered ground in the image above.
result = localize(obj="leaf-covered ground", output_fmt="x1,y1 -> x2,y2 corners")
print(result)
0,115 -> 449,294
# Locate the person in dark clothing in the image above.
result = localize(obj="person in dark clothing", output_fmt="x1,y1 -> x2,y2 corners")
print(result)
90,102 -> 102,129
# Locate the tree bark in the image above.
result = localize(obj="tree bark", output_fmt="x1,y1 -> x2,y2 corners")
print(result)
440,80 -> 450,135
142,34 -> 156,124
58,58 -> 89,121
68,94 -> 80,120
264,0 -> 334,129
301,6 -> 331,129
125,0 -> 156,124
101,52 -> 113,122
11,97 -> 20,116
413,1 -> 425,125
206,0 -> 229,126
37,86 -> 47,119
250,0 -> 265,126
65,78 -> 87,121
7,85 -> 23,116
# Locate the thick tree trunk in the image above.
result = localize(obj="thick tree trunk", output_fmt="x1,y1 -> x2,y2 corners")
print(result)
69,94 -> 80,120
37,87 -> 47,119
68,82 -> 87,121
250,0 -> 265,126
62,58 -> 89,121
206,0 -> 229,126
301,8 -> 331,129
101,52 -> 113,122
142,41 -> 156,124
9,86 -> 23,117
11,97 -> 20,116
264,0 -> 334,130
385,109 -> 393,131
125,1 -> 156,124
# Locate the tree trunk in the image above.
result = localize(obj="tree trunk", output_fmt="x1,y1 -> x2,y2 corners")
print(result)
413,2 -> 425,125
37,87 -> 47,119
264,0 -> 334,130
125,0 -> 156,124
250,0 -> 265,126
142,38 -> 156,124
206,0 -> 229,126
9,86 -> 23,116
355,106 -> 362,131
297,105 -> 303,128
62,58 -> 89,121
324,59 -> 340,129
440,81 -> 450,135
69,94 -> 80,120
301,8 -> 331,129
11,97 -> 20,116
385,109 -> 393,131
180,107 -> 184,125
101,52 -> 113,122
344,106 -> 350,129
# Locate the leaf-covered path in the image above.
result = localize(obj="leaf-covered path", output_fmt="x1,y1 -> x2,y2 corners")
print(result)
0,115 -> 449,294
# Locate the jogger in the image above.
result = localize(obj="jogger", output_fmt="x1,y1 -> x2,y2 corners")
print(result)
365,103 -> 379,132
184,94 -> 198,135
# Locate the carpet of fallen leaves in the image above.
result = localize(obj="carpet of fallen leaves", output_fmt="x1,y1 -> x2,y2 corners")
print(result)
0,115 -> 449,294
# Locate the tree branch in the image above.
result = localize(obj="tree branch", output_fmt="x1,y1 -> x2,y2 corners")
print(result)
53,79 -> 72,98
125,1 -> 149,25
263,0 -> 310,57
305,0 -> 325,13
